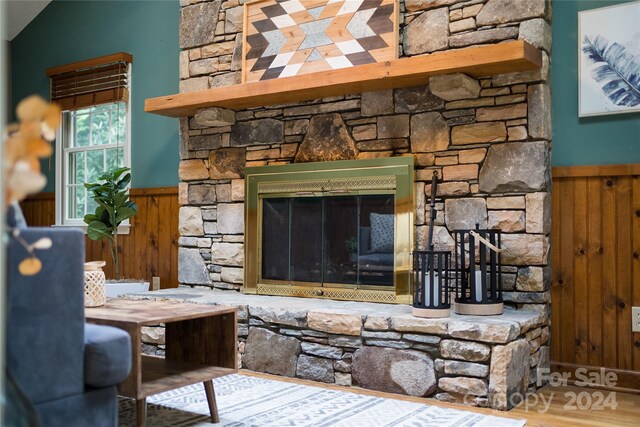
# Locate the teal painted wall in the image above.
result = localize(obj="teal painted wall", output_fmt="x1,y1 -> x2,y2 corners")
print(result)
552,0 -> 640,167
13,0 -> 639,177
11,0 -> 180,190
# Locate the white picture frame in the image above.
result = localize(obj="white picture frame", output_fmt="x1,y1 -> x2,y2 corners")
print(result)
578,1 -> 640,117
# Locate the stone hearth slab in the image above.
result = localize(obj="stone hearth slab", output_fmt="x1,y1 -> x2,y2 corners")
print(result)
124,288 -> 545,338
125,288 -> 548,410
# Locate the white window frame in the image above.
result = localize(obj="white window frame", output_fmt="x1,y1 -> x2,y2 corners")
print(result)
54,65 -> 132,233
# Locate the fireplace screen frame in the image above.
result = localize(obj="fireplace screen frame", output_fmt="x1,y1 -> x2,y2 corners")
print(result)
244,157 -> 414,304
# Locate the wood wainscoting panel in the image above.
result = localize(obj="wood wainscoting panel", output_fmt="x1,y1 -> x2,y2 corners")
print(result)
19,187 -> 179,289
551,165 -> 640,389
19,192 -> 56,227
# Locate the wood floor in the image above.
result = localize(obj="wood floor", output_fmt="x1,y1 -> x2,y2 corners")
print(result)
242,371 -> 640,426
509,385 -> 639,427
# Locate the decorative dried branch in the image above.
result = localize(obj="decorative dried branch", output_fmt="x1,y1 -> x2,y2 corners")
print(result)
10,229 -> 53,276
3,95 -> 61,275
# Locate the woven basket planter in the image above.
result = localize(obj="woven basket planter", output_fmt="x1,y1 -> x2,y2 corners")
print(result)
84,261 -> 106,307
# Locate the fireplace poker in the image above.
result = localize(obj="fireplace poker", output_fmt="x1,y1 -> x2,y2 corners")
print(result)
427,171 -> 438,251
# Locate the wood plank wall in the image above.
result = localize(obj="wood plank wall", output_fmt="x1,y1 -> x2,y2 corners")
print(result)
551,164 -> 640,390
19,187 -> 179,289
19,165 -> 640,387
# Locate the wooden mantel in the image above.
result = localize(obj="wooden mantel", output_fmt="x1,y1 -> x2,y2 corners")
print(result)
145,40 -> 541,118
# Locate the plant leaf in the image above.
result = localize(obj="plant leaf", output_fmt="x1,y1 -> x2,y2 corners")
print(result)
43,103 -> 61,129
95,199 -> 114,216
16,96 -> 47,121
113,190 -> 128,208
30,237 -> 52,250
98,208 -> 112,226
6,161 -> 47,204
117,173 -> 131,189
87,221 -> 111,241
112,167 -> 130,181
19,257 -> 42,276
115,206 -> 136,224
95,204 -> 106,218
84,214 -> 98,224
582,35 -> 640,107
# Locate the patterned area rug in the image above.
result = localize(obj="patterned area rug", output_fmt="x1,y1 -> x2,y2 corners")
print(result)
118,374 -> 526,427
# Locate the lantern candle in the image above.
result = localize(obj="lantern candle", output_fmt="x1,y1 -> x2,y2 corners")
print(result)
424,274 -> 441,307
474,270 -> 482,303
412,250 -> 450,318
453,226 -> 504,316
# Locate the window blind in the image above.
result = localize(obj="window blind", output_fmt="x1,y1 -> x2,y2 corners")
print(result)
46,52 -> 132,111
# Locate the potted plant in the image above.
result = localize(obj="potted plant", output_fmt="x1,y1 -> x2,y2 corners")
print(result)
344,237 -> 358,263
84,167 -> 148,296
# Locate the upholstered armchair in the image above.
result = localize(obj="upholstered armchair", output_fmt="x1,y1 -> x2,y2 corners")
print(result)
6,225 -> 132,427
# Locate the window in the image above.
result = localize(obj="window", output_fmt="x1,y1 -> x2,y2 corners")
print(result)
47,53 -> 132,226
61,102 -> 128,222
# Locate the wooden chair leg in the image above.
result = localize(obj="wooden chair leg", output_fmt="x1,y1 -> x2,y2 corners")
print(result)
136,398 -> 147,427
203,380 -> 220,423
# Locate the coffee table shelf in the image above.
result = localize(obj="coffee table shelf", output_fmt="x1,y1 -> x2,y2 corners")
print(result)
141,355 -> 236,396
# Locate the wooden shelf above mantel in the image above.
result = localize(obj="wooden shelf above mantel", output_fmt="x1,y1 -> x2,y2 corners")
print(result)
145,40 -> 542,118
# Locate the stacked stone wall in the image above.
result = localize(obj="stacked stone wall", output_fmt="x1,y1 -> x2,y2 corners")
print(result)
138,296 -> 549,410
176,0 -> 553,316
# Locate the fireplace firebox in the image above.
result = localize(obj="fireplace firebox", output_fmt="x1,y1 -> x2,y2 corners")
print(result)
244,158 -> 414,303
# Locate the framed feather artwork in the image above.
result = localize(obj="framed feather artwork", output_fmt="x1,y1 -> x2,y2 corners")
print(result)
578,1 -> 640,117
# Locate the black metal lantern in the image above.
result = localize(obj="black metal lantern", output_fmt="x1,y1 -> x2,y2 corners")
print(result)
412,171 -> 452,318
412,250 -> 451,318
454,224 -> 504,315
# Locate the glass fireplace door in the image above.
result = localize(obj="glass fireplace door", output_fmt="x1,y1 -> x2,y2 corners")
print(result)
260,193 -> 395,288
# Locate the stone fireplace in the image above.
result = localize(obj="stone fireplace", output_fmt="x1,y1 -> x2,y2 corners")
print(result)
170,0 -> 552,411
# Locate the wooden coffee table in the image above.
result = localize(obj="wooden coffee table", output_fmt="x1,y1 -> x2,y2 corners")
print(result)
86,298 -> 238,426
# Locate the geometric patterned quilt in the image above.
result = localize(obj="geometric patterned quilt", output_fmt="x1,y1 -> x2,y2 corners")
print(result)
242,0 -> 398,83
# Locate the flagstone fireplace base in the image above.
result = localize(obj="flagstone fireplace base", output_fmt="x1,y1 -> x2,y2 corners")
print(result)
129,288 -> 548,410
